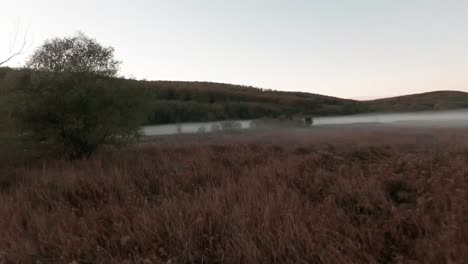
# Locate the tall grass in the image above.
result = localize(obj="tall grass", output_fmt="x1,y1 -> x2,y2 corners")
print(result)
0,128 -> 467,263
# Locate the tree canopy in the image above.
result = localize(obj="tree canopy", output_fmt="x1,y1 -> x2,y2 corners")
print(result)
17,32 -> 147,159
26,32 -> 121,77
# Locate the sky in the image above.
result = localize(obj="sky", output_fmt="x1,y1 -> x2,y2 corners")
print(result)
1,0 -> 468,99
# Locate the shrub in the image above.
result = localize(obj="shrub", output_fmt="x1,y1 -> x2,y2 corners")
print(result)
15,72 -> 148,159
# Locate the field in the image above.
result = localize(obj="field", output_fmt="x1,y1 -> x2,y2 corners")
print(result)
0,127 -> 467,263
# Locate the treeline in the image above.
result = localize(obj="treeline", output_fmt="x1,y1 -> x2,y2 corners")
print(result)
6,66 -> 467,127
146,100 -> 286,124
0,67 -> 370,126
124,79 -> 370,124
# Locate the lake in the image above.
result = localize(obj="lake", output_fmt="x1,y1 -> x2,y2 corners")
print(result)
143,109 -> 468,136
143,120 -> 253,136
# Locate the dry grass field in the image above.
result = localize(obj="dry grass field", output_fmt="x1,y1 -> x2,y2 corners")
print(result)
0,127 -> 467,263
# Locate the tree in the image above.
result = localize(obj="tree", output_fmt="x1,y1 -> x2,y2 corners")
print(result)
26,32 -> 120,77
18,33 -> 148,159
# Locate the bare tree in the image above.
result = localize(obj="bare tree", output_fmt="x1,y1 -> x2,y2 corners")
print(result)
0,22 -> 30,66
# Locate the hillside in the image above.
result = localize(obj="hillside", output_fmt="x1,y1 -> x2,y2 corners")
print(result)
1,67 -> 468,124
0,67 -> 367,125
131,80 -> 368,124
365,91 -> 468,112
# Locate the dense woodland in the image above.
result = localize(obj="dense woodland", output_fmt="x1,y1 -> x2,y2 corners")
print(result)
135,80 -> 372,124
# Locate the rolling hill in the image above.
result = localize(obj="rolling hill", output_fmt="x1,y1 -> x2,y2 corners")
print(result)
365,91 -> 468,112
1,67 -> 467,124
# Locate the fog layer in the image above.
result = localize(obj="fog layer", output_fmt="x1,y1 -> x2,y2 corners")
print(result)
143,109 -> 468,136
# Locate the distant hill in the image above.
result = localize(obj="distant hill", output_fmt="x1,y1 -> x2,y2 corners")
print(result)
120,84 -> 468,124
1,67 -> 467,124
125,79 -> 370,124
365,91 -> 468,112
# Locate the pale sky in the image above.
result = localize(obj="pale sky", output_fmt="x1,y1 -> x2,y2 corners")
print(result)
1,0 -> 468,99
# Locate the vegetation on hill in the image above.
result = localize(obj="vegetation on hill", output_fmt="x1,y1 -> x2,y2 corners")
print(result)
85,77 -> 371,124
1,66 -> 369,127
366,90 -> 468,112
4,66 -> 468,129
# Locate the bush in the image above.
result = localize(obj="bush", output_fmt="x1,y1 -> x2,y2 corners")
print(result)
15,72 -> 148,159
0,68 -> 31,166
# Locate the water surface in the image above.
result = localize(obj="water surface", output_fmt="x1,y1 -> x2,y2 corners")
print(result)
143,109 -> 468,136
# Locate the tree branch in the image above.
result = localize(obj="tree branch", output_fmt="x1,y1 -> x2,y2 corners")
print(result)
0,50 -> 24,66
1,21 -> 30,66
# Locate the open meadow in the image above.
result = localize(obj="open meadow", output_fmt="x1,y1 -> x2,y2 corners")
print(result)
0,126 -> 467,263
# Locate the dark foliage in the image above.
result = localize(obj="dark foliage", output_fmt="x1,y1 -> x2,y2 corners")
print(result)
2,67 -> 371,127
26,32 -> 121,77
14,72 -> 149,159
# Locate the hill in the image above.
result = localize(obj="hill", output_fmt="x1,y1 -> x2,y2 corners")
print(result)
130,80 -> 367,124
365,91 -> 468,112
1,67 -> 468,124
0,67 -> 367,125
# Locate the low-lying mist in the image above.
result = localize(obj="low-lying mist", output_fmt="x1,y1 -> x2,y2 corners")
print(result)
314,109 -> 468,126
143,109 -> 468,136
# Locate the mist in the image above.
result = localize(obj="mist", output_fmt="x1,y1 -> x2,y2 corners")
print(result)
313,109 -> 468,126
142,109 -> 468,137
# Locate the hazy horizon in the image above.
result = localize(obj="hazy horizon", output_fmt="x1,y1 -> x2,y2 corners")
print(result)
1,0 -> 468,99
